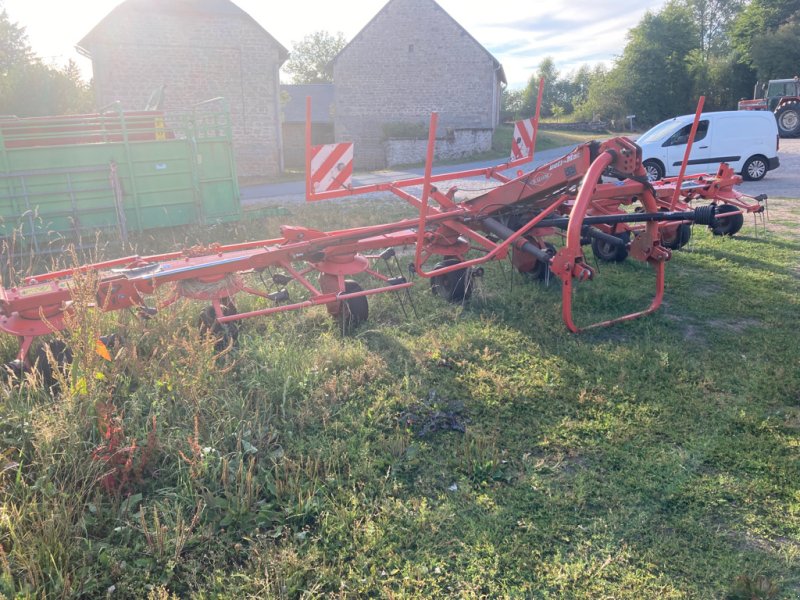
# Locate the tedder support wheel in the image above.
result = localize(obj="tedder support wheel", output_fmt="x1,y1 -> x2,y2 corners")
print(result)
430,258 -> 473,302
775,101 -> 800,138
338,280 -> 369,332
661,223 -> 692,250
591,231 -> 630,262
513,242 -> 556,281
658,208 -> 692,250
643,159 -> 664,182
198,300 -> 239,351
711,204 -> 744,236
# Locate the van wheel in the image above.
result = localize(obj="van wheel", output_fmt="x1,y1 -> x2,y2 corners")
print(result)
742,155 -> 768,181
643,160 -> 664,182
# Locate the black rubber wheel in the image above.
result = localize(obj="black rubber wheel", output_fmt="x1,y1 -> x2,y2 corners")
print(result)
31,339 -> 73,391
661,223 -> 692,250
658,208 -> 692,250
711,204 -> 744,236
741,155 -> 768,181
516,242 -> 556,281
775,101 -> 800,137
643,159 -> 665,182
337,280 -> 369,332
591,231 -> 630,262
430,257 -> 473,302
198,300 -> 239,351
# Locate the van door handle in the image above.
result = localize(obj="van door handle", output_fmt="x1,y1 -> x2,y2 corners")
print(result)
698,145 -> 709,149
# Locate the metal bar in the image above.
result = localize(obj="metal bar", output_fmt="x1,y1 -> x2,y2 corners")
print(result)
217,282 -> 414,323
414,112 -> 439,280
671,96 -> 705,209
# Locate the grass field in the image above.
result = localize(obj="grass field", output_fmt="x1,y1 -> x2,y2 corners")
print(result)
1,199 -> 798,599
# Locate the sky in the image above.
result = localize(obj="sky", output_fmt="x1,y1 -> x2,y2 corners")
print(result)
3,0 -> 667,89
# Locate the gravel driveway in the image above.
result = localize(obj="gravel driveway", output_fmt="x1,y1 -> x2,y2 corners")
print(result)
738,137 -> 800,199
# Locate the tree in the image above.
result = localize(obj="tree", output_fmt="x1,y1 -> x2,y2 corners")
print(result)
1,6 -> 93,116
750,18 -> 800,79
521,57 -> 559,117
595,2 -> 700,125
0,4 -> 31,73
283,31 -> 347,84
731,0 -> 800,65
501,88 -> 524,122
682,0 -> 745,59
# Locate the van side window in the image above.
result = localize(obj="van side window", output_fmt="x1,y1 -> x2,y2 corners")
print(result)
664,120 -> 709,146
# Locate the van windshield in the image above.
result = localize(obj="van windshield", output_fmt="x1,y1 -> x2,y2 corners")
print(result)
637,120 -> 680,144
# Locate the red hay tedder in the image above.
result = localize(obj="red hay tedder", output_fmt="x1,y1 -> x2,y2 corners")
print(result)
0,85 -> 767,377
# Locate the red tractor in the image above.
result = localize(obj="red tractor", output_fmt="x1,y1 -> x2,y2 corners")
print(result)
738,76 -> 800,137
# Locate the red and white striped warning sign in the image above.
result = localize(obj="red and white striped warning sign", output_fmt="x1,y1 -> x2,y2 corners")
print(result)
310,142 -> 353,193
510,118 -> 536,160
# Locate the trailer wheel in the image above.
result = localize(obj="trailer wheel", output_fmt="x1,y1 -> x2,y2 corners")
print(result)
643,159 -> 664,182
591,231 -> 630,262
337,280 -> 369,332
198,301 -> 239,351
711,204 -> 744,236
431,257 -> 473,302
775,101 -> 800,137
742,155 -> 768,181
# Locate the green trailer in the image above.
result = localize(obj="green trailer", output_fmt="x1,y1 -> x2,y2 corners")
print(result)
0,98 -> 241,251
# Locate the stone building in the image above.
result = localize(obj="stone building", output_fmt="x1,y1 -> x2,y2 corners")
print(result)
77,0 -> 288,178
331,0 -> 505,169
280,84 -> 335,169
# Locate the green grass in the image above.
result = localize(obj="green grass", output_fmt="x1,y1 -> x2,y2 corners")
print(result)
1,202 -> 799,599
491,124 -> 626,156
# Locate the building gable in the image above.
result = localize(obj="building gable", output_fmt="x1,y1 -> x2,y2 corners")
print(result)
77,0 -> 288,61
332,0 -> 505,85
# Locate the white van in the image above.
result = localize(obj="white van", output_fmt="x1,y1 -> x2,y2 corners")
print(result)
636,110 -> 780,181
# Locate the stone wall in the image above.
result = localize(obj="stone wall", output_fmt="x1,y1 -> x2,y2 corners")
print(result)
332,0 -> 502,170
539,122 -> 609,132
82,5 -> 285,178
384,128 -> 492,166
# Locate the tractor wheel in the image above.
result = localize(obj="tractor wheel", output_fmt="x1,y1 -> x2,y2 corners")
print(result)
643,159 -> 665,182
742,155 -> 768,181
775,101 -> 800,137
591,231 -> 630,262
337,280 -> 369,333
430,257 -> 473,302
711,204 -> 744,236
198,301 -> 239,351
661,223 -> 692,250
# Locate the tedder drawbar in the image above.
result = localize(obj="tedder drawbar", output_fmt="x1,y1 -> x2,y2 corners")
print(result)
1,86 -> 766,375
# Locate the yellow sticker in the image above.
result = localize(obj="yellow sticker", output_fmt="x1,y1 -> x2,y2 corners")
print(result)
17,281 -> 70,298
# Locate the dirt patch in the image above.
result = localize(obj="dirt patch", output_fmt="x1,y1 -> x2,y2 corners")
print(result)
761,197 -> 800,239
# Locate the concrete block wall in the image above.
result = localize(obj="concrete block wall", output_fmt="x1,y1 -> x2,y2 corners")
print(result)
333,0 -> 502,170
84,7 -> 285,178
